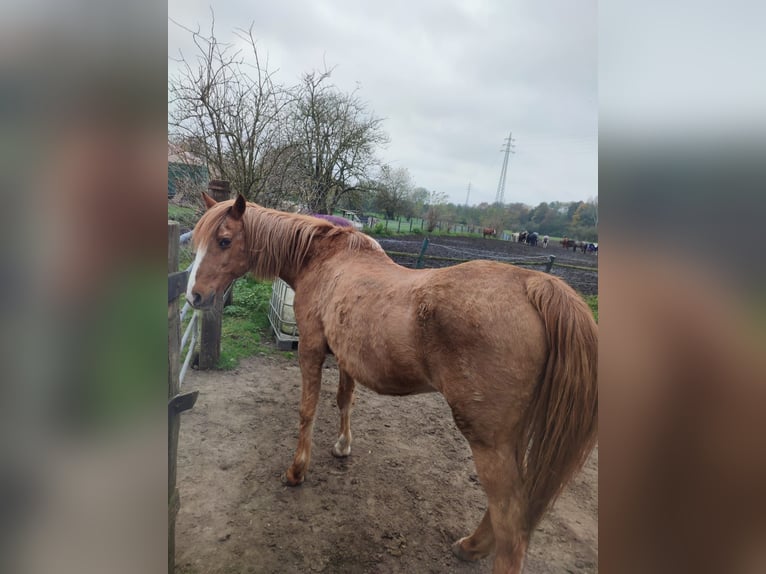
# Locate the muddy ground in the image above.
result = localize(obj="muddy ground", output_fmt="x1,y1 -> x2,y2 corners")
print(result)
375,235 -> 598,296
175,353 -> 598,574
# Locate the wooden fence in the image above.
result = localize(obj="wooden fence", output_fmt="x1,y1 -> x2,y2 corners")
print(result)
168,220 -> 233,571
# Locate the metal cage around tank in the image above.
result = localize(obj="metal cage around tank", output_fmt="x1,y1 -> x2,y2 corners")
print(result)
268,278 -> 300,350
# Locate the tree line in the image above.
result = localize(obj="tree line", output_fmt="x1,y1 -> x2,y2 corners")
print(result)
349,173 -> 598,241
169,18 -> 597,241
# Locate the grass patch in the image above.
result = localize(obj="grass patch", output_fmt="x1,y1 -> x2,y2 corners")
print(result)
168,204 -> 200,230
583,294 -> 598,323
217,277 -> 274,369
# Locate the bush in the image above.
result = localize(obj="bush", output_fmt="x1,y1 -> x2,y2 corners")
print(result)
369,222 -> 394,236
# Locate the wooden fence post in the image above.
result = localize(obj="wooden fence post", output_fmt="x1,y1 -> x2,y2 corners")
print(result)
415,237 -> 430,269
545,255 -> 556,273
208,179 -> 231,202
199,301 -> 223,369
168,221 -> 181,574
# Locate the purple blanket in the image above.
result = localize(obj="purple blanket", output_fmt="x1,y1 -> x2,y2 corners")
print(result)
311,214 -> 354,228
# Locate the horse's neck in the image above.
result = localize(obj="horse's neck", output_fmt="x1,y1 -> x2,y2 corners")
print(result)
273,221 -> 331,287
287,230 -> 375,292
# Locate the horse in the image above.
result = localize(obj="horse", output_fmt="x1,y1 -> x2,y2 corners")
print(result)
560,237 -> 575,249
542,235 -> 549,248
526,232 -> 539,247
518,230 -> 528,244
187,194 -> 598,574
482,227 -> 497,239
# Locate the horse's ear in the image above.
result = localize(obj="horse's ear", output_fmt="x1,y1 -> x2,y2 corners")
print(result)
201,192 -> 217,210
229,194 -> 247,220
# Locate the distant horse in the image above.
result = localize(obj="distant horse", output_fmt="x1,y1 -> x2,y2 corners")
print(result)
518,231 -> 528,244
526,232 -> 539,247
187,194 -> 598,574
587,242 -> 598,254
482,227 -> 497,239
542,235 -> 549,248
560,237 -> 575,249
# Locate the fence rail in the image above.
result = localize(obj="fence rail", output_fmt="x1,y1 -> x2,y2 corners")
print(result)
381,244 -> 598,273
179,302 -> 199,385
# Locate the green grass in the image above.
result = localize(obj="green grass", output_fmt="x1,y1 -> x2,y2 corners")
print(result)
168,204 -> 200,230
583,294 -> 598,323
364,222 -> 485,239
217,277 -> 275,369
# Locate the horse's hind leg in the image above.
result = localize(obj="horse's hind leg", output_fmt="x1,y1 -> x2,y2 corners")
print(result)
331,369 -> 355,457
451,508 -> 494,561
454,444 -> 528,574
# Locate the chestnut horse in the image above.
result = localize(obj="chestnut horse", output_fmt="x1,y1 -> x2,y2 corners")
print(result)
187,194 -> 598,574
482,227 -> 497,238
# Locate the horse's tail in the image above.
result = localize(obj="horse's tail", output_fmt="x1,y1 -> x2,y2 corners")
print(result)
520,274 -> 598,533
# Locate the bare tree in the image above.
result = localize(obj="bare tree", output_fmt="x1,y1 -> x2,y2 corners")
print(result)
287,69 -> 388,214
373,165 -> 414,219
588,195 -> 598,228
168,15 -> 293,202
425,190 -> 449,232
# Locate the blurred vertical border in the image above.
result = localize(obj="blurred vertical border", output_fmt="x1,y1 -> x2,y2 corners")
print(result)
600,2 -> 766,573
0,1 -> 166,573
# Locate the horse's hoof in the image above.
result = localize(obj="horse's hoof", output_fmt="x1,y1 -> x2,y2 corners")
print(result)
331,444 -> 351,458
451,538 -> 488,562
281,471 -> 304,487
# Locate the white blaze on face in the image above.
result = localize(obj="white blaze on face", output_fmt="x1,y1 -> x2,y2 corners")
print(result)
185,245 -> 207,303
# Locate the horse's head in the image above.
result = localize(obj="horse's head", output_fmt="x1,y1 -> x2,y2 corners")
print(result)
186,193 -> 249,309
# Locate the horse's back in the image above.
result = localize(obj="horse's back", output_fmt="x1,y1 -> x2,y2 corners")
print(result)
314,256 -> 567,402
416,261 -> 546,345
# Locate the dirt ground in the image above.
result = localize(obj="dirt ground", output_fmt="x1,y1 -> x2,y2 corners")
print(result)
175,353 -> 598,574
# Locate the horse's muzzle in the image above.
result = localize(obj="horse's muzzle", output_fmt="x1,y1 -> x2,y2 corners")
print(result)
186,291 -> 215,310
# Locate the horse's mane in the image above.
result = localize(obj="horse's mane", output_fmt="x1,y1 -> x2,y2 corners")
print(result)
194,201 -> 378,279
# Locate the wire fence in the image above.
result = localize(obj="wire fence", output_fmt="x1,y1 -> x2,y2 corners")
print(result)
377,238 -> 598,272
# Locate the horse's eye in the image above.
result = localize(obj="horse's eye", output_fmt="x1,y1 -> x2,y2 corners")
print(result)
218,238 -> 232,248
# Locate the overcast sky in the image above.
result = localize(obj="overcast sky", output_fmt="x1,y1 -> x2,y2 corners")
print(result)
168,0 -> 596,206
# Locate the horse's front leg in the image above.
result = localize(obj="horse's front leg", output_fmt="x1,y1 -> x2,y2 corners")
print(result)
331,369 -> 355,457
283,346 -> 324,486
